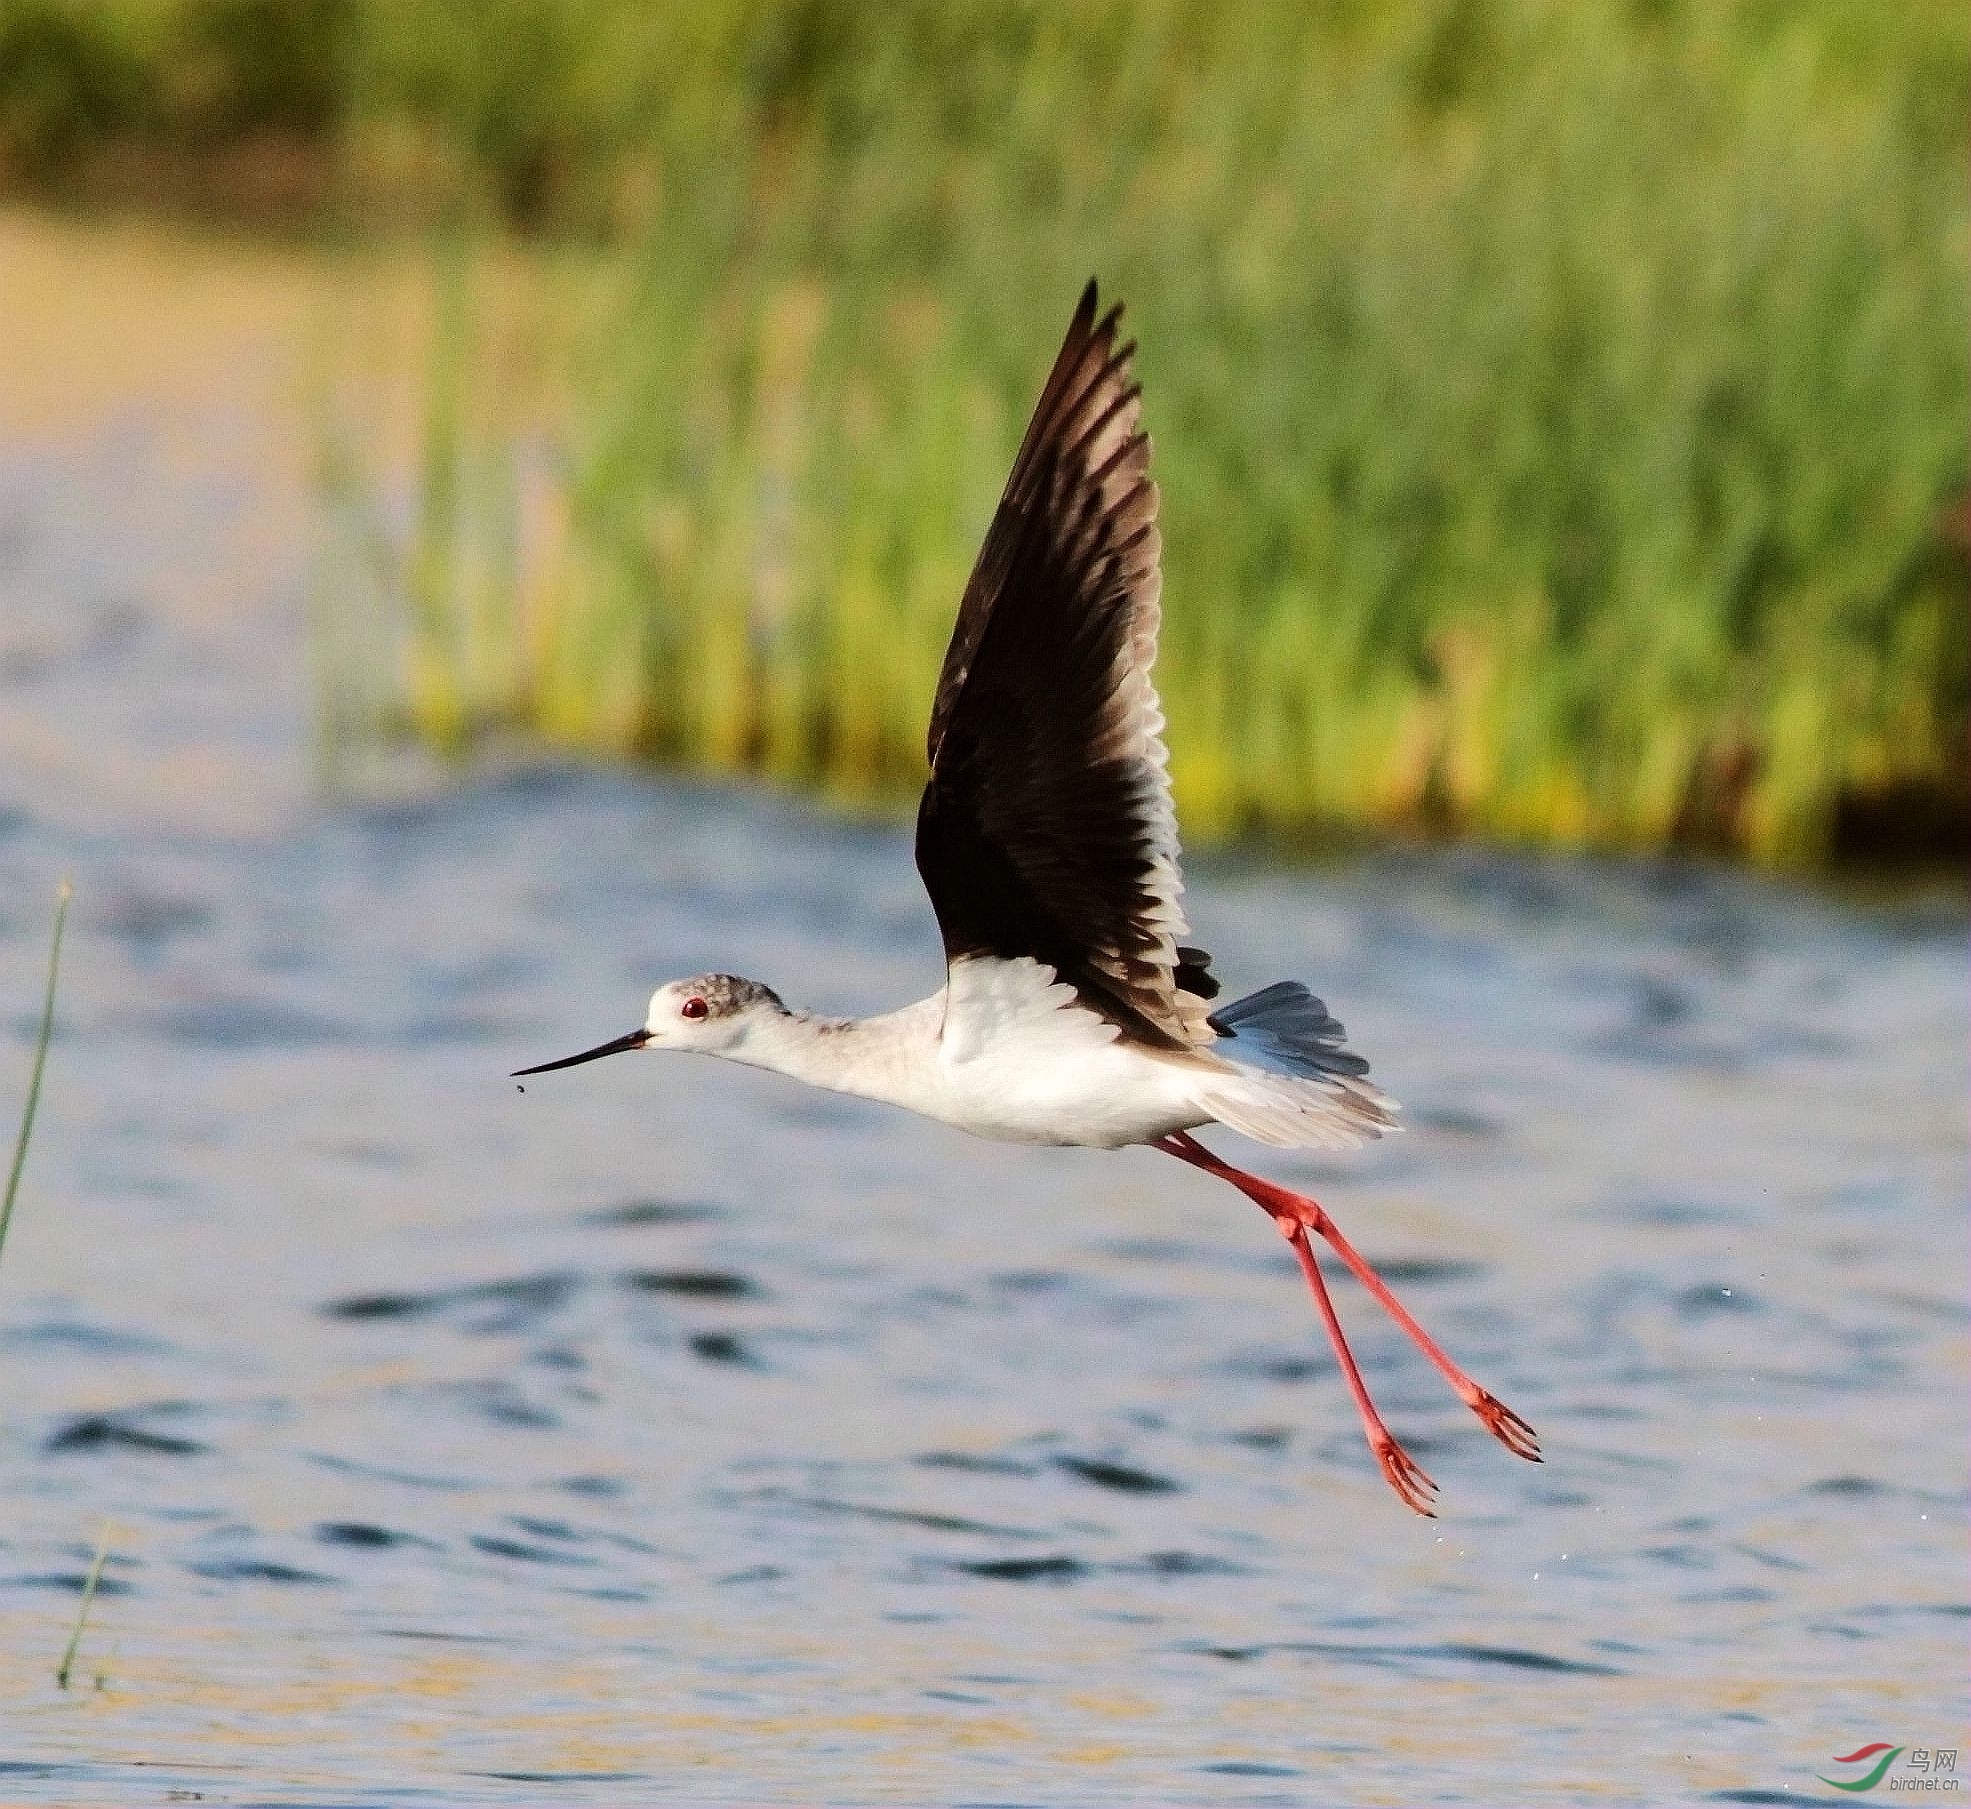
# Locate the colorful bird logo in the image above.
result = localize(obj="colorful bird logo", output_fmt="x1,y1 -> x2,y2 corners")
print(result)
1817,1744 -> 1905,1793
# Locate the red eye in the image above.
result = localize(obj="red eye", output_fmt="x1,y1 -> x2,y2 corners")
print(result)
680,997 -> 709,1021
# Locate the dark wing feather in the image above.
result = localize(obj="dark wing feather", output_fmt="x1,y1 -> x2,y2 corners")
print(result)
915,282 -> 1216,1050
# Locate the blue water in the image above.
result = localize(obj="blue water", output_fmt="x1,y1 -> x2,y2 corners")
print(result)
0,242 -> 1964,1807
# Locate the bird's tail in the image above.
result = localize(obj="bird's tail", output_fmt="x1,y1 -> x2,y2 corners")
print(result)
1193,981 -> 1399,1150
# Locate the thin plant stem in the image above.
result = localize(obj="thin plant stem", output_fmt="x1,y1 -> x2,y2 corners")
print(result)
0,880 -> 70,1269
55,1517 -> 111,1691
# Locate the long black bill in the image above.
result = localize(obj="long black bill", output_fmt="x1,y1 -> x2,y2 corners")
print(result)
513,1029 -> 650,1077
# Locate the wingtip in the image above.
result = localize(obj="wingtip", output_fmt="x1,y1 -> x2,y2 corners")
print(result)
1075,278 -> 1128,343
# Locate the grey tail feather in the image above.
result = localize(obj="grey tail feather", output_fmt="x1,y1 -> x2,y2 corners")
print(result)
1200,981 -> 1399,1149
1207,981 -> 1373,1082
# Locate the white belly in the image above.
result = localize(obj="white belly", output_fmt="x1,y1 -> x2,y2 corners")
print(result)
936,1040 -> 1209,1146
926,956 -> 1212,1148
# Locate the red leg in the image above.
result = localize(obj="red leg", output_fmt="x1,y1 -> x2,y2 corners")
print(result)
1158,1131 -> 1540,1470
1282,1220 -> 1438,1515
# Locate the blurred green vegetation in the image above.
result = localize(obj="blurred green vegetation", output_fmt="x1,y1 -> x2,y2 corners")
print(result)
10,0 -> 1968,865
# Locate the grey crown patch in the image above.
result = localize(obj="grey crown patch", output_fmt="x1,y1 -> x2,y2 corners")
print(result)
682,974 -> 784,1017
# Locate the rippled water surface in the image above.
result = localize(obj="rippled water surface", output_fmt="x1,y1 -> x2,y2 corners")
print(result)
0,218 -> 1965,1806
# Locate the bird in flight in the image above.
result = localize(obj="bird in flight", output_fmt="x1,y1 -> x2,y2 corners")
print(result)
517,283 -> 1540,1513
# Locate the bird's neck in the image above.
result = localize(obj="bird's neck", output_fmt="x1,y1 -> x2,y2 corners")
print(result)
725,997 -> 943,1112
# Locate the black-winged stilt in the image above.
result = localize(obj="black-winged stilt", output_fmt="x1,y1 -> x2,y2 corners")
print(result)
517,282 -> 1539,1514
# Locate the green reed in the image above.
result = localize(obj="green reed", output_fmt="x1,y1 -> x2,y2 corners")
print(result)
1,881 -> 70,1272
54,1517 -> 111,1691
320,0 -> 1969,866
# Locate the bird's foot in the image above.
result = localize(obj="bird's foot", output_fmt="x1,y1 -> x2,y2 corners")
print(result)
1371,1431 -> 1439,1518
1466,1388 -> 1543,1463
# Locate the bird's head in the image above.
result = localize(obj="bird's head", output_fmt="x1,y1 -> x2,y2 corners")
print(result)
514,974 -> 784,1076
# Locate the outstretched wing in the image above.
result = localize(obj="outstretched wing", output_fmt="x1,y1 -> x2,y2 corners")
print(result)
914,282 -> 1216,1052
